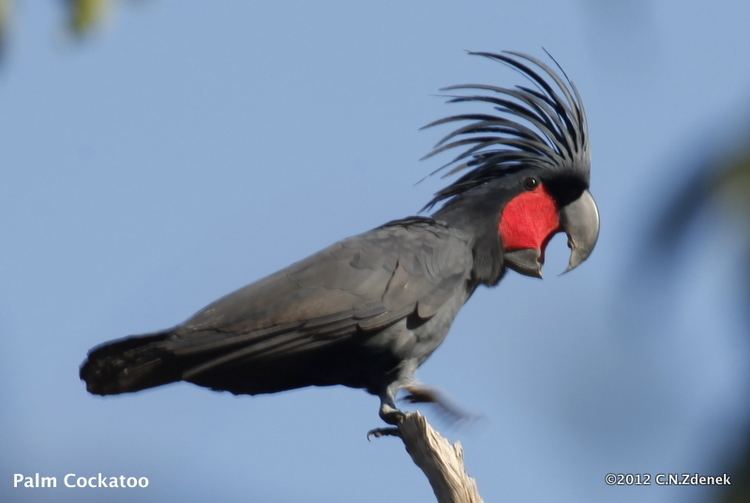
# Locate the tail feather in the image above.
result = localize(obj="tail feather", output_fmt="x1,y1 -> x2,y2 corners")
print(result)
80,330 -> 180,395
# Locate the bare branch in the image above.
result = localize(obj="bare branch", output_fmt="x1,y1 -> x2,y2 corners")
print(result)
396,412 -> 483,503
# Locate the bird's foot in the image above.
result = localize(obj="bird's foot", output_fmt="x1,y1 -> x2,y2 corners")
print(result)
368,401 -> 406,440
400,383 -> 474,425
379,402 -> 406,426
366,426 -> 401,441
401,383 -> 442,404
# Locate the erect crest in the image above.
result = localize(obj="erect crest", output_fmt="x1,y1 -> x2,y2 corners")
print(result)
421,50 -> 590,210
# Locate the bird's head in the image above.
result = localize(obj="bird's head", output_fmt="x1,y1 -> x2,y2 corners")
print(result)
424,51 -> 599,283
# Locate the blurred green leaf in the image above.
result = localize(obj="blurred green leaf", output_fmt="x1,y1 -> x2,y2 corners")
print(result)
67,0 -> 109,36
0,0 -> 9,59
641,126 -> 750,503
716,154 -> 750,222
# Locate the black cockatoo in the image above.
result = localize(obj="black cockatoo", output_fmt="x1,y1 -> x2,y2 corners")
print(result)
80,51 -> 599,435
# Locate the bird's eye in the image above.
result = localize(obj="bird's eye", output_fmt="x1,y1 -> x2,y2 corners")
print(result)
523,177 -> 539,191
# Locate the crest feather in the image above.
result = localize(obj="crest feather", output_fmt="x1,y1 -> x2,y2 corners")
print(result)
422,51 -> 590,211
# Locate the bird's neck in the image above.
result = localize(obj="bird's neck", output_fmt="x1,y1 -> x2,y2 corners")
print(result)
432,202 -> 505,287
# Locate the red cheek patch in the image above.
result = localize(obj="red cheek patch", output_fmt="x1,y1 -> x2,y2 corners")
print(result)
499,185 -> 561,251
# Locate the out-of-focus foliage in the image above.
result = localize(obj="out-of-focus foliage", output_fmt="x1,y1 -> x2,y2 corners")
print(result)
649,144 -> 750,277
718,155 -> 750,223
67,0 -> 110,36
0,0 -> 113,61
726,449 -> 750,503
0,0 -> 9,60
650,135 -> 750,503
718,151 -> 750,503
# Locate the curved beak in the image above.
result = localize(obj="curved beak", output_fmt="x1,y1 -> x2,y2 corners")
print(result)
560,189 -> 600,273
503,189 -> 600,277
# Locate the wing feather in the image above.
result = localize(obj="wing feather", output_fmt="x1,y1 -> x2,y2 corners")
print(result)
166,218 -> 472,380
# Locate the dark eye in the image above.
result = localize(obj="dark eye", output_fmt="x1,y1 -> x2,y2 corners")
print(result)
523,177 -> 539,191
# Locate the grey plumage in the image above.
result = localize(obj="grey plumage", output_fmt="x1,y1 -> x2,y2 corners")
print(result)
80,51 -> 598,429
82,219 -> 473,400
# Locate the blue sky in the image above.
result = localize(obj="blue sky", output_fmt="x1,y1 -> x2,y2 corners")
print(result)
2,1 -> 750,502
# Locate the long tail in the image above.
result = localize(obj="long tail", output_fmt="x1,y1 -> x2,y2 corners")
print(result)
80,330 -> 181,395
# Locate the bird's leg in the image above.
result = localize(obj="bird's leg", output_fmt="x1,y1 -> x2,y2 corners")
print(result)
367,383 -> 404,440
400,383 -> 473,424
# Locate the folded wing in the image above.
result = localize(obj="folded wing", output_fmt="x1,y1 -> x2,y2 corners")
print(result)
163,217 -> 473,393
